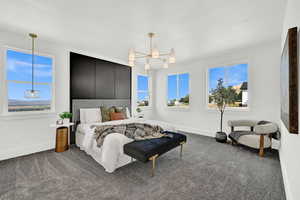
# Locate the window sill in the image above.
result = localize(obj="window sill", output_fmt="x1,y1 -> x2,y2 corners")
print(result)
165,106 -> 190,111
206,107 -> 250,112
137,106 -> 152,111
0,112 -> 57,120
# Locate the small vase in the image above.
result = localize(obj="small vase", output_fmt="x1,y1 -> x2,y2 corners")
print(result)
63,118 -> 70,124
56,119 -> 63,125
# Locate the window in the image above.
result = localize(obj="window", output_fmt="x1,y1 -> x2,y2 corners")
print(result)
208,63 -> 248,109
167,73 -> 189,107
137,75 -> 150,107
5,49 -> 54,113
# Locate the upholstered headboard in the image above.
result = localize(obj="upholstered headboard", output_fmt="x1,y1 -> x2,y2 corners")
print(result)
72,99 -> 131,125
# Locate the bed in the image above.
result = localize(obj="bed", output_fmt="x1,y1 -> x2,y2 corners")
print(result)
72,99 -> 176,173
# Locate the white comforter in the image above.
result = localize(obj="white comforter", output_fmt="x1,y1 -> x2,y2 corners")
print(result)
76,118 -> 175,173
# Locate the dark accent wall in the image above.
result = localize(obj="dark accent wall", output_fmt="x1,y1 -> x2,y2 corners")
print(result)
70,52 -> 131,100
69,52 -> 131,143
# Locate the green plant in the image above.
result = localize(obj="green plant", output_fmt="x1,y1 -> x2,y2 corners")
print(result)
136,107 -> 142,113
210,78 -> 235,132
59,112 -> 73,119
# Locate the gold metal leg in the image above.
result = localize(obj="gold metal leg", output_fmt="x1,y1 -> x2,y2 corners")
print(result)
149,154 -> 158,177
180,141 -> 186,159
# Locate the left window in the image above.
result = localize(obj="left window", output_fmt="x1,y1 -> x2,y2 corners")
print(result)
5,49 -> 54,113
137,75 -> 150,107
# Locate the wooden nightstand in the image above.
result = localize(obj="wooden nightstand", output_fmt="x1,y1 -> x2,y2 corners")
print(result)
50,123 -> 74,152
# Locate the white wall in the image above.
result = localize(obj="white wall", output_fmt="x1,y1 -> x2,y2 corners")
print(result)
279,0 -> 300,200
0,31 -> 70,160
154,41 -> 281,137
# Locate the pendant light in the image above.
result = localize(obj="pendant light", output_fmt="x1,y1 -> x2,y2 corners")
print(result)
24,33 -> 40,99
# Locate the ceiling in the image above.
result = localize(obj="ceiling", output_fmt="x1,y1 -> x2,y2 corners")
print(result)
0,0 -> 286,66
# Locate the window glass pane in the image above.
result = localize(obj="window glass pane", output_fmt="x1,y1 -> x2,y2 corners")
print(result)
137,92 -> 149,106
6,49 -> 53,113
8,82 -> 51,112
208,64 -> 248,108
137,75 -> 148,91
7,50 -> 53,83
178,73 -> 189,105
167,75 -> 177,106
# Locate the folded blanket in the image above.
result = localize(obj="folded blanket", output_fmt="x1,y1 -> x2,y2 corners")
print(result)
91,123 -> 165,147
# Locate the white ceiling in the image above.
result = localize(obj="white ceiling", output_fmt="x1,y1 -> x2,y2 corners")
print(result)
0,0 -> 286,66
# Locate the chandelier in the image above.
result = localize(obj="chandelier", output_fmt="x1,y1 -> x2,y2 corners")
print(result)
128,33 -> 176,70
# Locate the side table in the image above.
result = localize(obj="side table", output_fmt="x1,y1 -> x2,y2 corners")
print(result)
50,123 -> 74,152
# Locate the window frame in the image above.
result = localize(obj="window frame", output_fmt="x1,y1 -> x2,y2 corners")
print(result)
166,72 -> 190,109
1,46 -> 56,116
136,73 -> 152,109
206,61 -> 249,111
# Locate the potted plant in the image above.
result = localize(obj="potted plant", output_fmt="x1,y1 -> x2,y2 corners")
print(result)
210,79 -> 236,143
57,112 -> 73,125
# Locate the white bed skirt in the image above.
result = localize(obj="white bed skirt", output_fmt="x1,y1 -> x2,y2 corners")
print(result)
76,130 -> 133,173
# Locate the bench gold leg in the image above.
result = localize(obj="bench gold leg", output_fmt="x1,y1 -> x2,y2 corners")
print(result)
149,154 -> 158,177
180,141 -> 186,159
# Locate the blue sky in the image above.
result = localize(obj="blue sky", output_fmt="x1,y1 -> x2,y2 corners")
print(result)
168,73 -> 189,101
209,64 -> 248,92
137,75 -> 149,101
7,49 -> 53,101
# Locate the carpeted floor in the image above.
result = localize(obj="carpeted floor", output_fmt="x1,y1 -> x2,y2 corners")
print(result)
0,133 -> 286,200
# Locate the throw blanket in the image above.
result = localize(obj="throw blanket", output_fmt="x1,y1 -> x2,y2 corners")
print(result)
91,123 -> 165,147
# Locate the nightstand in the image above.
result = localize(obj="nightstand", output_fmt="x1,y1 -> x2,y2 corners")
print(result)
50,123 -> 74,152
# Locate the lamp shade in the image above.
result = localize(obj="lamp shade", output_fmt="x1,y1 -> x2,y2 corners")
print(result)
128,60 -> 134,67
151,46 -> 159,58
169,48 -> 176,63
145,59 -> 150,70
128,49 -> 135,61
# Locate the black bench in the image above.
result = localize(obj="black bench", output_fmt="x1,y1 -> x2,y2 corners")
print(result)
123,131 -> 187,176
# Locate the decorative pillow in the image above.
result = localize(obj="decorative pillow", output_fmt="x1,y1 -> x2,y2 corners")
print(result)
110,112 -> 126,121
100,106 -> 116,122
80,108 -> 102,123
115,106 -> 131,119
115,106 -> 128,119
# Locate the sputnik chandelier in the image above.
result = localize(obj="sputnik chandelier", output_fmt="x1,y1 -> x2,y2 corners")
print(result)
128,33 -> 176,70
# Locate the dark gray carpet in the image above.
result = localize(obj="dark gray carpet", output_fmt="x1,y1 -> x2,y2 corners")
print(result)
0,133 -> 285,200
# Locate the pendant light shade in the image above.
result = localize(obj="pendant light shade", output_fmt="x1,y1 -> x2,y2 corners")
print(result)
25,33 -> 40,99
128,48 -> 135,61
163,59 -> 168,69
169,48 -> 176,64
145,59 -> 150,70
151,46 -> 159,58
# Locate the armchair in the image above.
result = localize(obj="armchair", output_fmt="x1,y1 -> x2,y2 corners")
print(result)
228,120 -> 278,157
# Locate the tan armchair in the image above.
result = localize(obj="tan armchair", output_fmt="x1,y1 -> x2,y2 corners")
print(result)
228,120 -> 278,157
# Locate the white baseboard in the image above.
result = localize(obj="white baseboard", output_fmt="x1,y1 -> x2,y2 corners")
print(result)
173,124 -> 215,138
0,143 -> 54,161
279,151 -> 293,200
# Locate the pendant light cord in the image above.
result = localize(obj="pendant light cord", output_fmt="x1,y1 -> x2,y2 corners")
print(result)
31,36 -> 34,91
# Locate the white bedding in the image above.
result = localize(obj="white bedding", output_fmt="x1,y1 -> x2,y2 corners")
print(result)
76,118 -> 176,173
